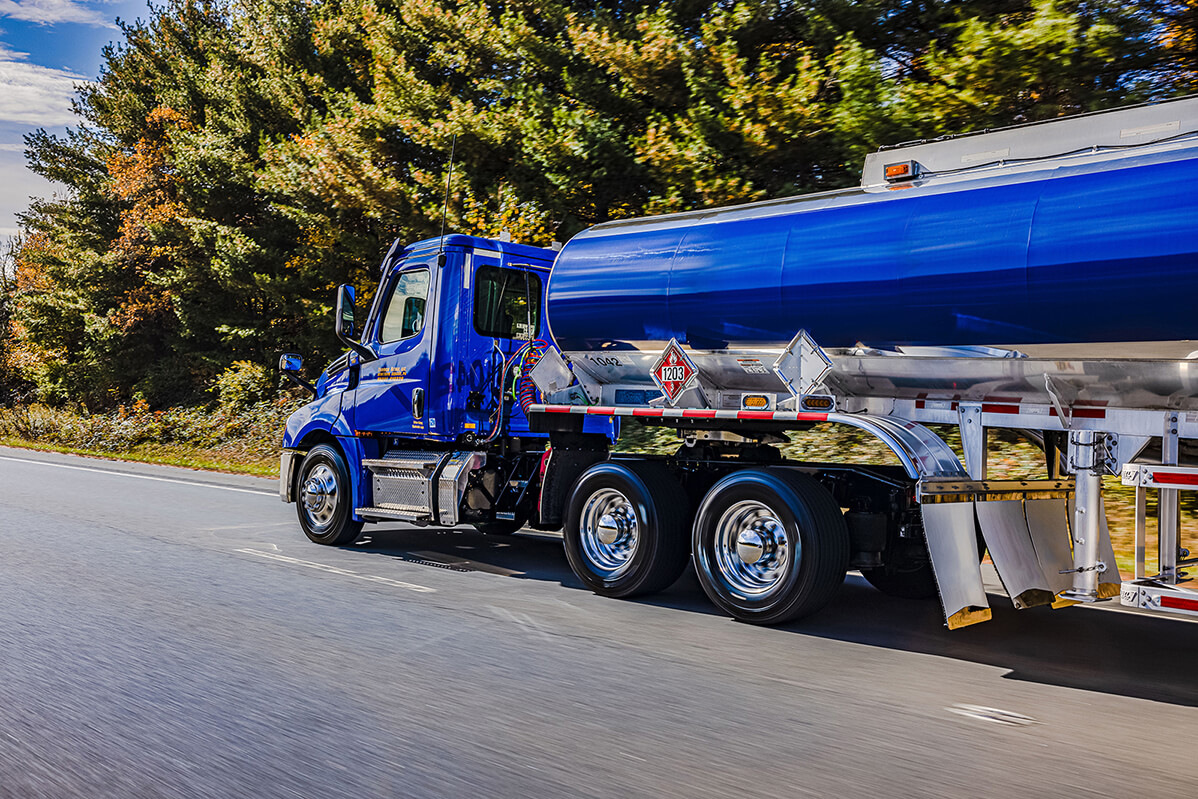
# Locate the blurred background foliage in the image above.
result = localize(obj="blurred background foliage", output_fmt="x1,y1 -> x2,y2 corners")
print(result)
0,0 -> 1195,408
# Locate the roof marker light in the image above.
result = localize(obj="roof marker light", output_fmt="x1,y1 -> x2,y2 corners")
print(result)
884,160 -> 919,182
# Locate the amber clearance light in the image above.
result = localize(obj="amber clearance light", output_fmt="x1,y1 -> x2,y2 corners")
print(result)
800,394 -> 835,411
884,160 -> 919,182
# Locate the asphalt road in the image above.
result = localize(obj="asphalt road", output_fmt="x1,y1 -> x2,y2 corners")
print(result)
1,446 -> 1196,798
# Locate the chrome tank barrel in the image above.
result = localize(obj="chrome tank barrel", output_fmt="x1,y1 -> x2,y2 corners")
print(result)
545,145 -> 1198,353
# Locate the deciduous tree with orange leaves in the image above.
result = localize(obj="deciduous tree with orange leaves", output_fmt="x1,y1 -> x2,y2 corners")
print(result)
3,0 -> 1192,407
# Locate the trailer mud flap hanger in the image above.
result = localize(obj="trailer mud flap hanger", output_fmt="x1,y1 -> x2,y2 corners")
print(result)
843,414 -> 996,631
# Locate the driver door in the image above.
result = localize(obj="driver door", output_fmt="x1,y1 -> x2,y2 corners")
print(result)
352,264 -> 434,437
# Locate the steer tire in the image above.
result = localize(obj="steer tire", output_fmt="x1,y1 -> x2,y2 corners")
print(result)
296,444 -> 363,546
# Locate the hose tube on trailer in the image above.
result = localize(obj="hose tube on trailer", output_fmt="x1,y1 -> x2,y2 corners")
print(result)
482,339 -> 548,443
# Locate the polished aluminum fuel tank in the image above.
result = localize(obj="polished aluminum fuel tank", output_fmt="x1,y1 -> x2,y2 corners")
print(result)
546,109 -> 1198,355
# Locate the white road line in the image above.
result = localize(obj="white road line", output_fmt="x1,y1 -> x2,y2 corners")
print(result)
946,704 -> 1038,726
236,548 -> 436,593
0,454 -> 275,495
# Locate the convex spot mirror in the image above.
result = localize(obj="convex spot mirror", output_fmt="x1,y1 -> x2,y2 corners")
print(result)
278,352 -> 316,396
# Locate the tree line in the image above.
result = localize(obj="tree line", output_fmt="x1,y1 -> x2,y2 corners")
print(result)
1,0 -> 1195,408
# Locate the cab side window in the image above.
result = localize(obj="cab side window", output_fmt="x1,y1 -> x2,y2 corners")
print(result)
474,265 -> 542,340
380,269 -> 430,343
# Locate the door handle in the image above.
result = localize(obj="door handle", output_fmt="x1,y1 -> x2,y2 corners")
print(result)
412,387 -> 425,420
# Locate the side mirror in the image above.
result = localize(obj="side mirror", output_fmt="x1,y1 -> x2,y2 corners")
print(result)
279,353 -> 303,373
335,284 -> 357,340
333,284 -> 375,361
278,352 -> 316,396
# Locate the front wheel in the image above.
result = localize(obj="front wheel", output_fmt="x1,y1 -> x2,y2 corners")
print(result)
563,461 -> 690,598
693,469 -> 849,625
296,444 -> 363,546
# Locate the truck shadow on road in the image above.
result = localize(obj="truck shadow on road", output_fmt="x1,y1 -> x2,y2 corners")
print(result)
354,525 -> 1198,707
796,577 -> 1198,707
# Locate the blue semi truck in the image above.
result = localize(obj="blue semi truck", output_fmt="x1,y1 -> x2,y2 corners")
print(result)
281,97 -> 1198,629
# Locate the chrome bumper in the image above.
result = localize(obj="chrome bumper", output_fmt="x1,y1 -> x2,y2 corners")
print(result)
280,448 -> 302,502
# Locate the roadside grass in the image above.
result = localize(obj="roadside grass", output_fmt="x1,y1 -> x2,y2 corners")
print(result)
4,402 -> 1192,576
0,400 -> 294,477
0,436 -> 277,476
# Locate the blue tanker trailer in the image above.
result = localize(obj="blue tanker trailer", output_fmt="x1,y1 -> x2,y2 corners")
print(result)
279,97 -> 1198,630
547,102 -> 1198,355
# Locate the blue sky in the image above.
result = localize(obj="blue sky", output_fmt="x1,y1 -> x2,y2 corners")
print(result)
1,0 -> 145,247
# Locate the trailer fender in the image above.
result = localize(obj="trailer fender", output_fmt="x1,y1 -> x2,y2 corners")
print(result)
827,413 -> 992,629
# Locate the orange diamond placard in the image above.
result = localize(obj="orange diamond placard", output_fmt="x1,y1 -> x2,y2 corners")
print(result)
650,339 -> 699,405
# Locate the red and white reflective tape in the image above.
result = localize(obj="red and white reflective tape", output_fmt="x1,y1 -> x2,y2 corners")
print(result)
1125,582 -> 1198,615
530,404 -> 829,423
1160,594 -> 1198,613
1123,463 -> 1198,490
1148,471 -> 1198,488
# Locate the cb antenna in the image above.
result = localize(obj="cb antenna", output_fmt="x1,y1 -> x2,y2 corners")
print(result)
437,134 -> 457,266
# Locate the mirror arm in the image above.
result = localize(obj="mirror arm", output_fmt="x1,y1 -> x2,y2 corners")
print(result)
337,332 -> 376,362
281,371 -> 318,397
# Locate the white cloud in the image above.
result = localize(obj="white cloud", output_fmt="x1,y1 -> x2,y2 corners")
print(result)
0,147 -> 60,249
0,44 -> 87,126
0,142 -> 24,151
0,0 -> 113,27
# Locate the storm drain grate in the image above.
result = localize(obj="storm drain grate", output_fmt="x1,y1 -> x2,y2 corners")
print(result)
401,556 -> 473,572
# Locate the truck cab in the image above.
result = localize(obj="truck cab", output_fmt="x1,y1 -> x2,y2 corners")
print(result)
279,234 -> 615,545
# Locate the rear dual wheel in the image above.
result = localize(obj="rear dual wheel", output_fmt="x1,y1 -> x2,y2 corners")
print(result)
692,469 -> 849,625
563,461 -> 690,598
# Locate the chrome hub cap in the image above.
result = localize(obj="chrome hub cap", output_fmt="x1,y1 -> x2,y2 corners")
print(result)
579,488 -> 639,578
735,528 -> 767,564
713,500 -> 795,598
596,513 -> 627,545
300,463 -> 339,528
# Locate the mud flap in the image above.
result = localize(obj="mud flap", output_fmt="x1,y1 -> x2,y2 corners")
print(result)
921,502 -> 991,629
1023,498 -> 1075,600
975,500 -> 1057,609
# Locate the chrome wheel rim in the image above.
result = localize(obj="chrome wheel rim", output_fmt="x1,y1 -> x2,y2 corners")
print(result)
579,488 -> 639,579
712,500 -> 796,598
300,463 -> 339,530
